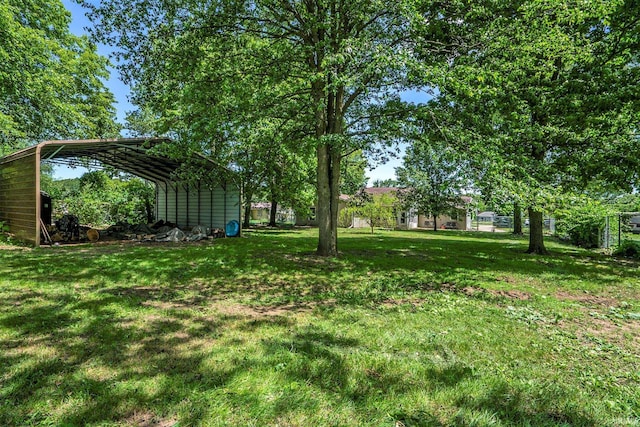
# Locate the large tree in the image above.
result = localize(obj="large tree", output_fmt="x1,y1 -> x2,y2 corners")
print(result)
420,0 -> 640,253
81,0 -> 458,256
396,138 -> 470,231
0,0 -> 118,154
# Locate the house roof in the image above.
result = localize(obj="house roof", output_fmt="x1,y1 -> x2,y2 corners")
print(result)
1,137 -> 226,184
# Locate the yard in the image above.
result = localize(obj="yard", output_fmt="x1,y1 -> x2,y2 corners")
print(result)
1,228 -> 639,426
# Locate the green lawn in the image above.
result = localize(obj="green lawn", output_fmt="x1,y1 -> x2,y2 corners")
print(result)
1,228 -> 638,426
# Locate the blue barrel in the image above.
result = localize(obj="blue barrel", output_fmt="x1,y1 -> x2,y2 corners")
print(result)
225,220 -> 240,237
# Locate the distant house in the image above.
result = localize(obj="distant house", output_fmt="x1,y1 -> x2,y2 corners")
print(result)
294,195 -> 350,226
477,211 -> 495,223
416,196 -> 473,231
344,187 -> 418,229
628,214 -> 640,234
341,187 -> 472,231
250,202 -> 295,224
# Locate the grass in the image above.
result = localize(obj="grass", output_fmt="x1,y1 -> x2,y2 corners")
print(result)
1,228 -> 639,426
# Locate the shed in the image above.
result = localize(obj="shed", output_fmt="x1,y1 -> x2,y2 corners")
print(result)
0,137 -> 241,246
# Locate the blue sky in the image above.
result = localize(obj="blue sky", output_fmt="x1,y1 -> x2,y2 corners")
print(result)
57,1 -> 429,183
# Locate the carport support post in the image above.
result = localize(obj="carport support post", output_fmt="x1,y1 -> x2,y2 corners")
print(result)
34,145 -> 42,246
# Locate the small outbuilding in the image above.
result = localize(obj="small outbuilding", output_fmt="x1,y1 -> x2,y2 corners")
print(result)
0,137 -> 241,246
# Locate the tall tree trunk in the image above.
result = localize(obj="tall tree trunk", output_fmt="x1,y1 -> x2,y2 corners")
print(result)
243,189 -> 253,229
243,202 -> 251,229
317,143 -> 339,256
527,208 -> 548,254
433,214 -> 438,231
513,203 -> 523,235
268,199 -> 278,227
315,68 -> 343,256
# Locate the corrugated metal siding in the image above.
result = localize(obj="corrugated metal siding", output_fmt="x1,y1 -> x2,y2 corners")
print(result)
0,155 -> 38,243
211,188 -> 226,228
225,187 -> 241,226
154,182 -> 240,230
176,185 -> 188,226
188,184 -> 200,227
167,184 -> 178,223
199,188 -> 213,228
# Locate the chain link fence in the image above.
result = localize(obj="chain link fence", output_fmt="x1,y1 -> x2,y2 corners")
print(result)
602,212 -> 640,248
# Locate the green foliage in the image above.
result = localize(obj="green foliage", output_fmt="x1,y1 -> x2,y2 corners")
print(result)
611,193 -> 640,213
371,178 -> 399,188
419,0 -> 640,253
0,0 -> 119,154
555,197 -> 611,249
340,151 -> 369,196
396,139 -> 469,227
42,170 -> 155,226
0,220 -> 8,233
345,191 -> 397,233
613,240 -> 640,259
81,0 -> 450,255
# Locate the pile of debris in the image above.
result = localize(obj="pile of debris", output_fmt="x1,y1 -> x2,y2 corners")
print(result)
42,216 -> 225,244
42,214 -> 85,243
103,220 -> 225,242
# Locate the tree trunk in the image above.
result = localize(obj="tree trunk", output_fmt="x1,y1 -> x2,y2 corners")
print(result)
268,199 -> 278,227
243,202 -> 251,229
527,208 -> 548,254
513,203 -> 522,235
316,144 -> 339,256
145,198 -> 154,224
242,194 -> 252,229
433,214 -> 438,231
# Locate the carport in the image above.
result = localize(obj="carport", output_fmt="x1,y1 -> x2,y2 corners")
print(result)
0,137 -> 241,246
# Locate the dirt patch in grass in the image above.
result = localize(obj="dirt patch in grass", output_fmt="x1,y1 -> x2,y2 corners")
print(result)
488,289 -> 532,300
439,283 -> 531,300
557,306 -> 640,353
582,316 -> 639,338
0,244 -> 30,251
125,411 -> 178,427
215,300 -> 334,317
555,291 -> 619,307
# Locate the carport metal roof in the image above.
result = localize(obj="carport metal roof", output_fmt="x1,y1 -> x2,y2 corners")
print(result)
0,137 -> 222,184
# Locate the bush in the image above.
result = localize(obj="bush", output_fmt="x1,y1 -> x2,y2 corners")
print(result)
42,171 -> 155,227
566,222 -> 604,248
613,240 -> 640,259
555,198 -> 609,249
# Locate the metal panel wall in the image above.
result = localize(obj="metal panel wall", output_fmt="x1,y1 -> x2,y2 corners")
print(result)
0,155 -> 38,243
211,188 -> 226,228
199,187 -> 213,228
176,185 -> 188,226
154,182 -> 240,230
225,188 -> 241,228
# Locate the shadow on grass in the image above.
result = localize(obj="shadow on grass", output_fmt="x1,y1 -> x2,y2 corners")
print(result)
453,381 -> 600,426
0,229 -> 635,424
2,229 -> 635,301
0,286 -> 608,426
0,297 -> 246,425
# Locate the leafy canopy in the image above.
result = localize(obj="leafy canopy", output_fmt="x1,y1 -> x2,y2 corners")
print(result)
0,0 -> 119,155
